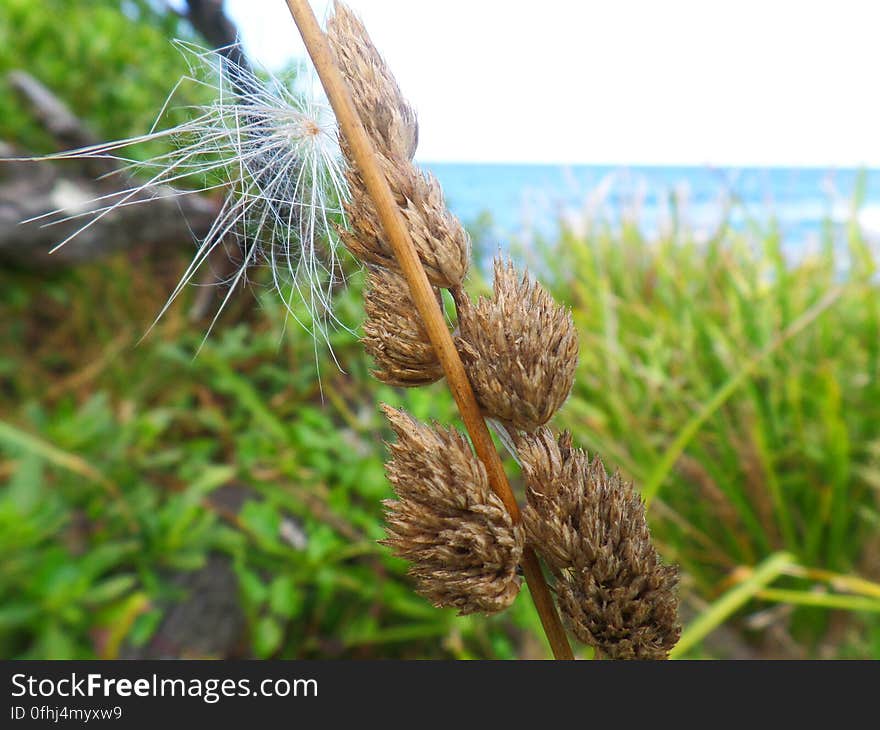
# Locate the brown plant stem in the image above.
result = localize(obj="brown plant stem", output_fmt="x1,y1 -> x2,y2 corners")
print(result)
283,0 -> 574,660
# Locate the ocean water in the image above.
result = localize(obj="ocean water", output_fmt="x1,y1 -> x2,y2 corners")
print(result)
423,163 -> 880,252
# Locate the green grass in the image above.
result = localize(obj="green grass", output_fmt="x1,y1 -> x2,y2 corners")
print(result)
528,207 -> 880,655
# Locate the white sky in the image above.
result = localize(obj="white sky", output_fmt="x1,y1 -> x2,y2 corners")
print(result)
224,0 -> 880,167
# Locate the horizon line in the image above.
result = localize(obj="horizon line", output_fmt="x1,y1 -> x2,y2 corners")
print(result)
415,159 -> 880,171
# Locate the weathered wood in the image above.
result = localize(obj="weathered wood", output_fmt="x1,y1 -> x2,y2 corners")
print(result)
0,138 -> 219,268
0,0 -> 246,269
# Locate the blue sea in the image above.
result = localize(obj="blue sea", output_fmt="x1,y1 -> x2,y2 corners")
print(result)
422,163 -> 880,254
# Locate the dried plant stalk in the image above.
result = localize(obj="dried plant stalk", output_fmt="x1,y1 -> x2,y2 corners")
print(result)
289,0 -> 682,662
285,0 -> 575,659
328,4 -> 470,289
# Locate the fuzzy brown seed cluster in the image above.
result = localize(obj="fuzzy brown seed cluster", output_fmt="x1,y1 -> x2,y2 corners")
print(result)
327,4 -> 469,289
380,407 -> 524,615
324,1 -> 678,657
518,429 -> 681,659
455,257 -> 578,432
362,267 -> 443,386
325,1 -> 417,161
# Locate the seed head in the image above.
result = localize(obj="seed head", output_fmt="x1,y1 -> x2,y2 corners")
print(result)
339,161 -> 470,288
326,2 -> 418,161
519,428 -> 681,659
362,267 -> 444,387
327,3 -> 470,288
455,257 -> 578,432
380,406 -> 524,615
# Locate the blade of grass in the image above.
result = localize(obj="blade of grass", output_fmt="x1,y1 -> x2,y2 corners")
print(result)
670,551 -> 794,658
756,588 -> 880,613
0,418 -> 138,532
0,418 -> 106,484
781,565 -> 880,600
643,285 -> 845,504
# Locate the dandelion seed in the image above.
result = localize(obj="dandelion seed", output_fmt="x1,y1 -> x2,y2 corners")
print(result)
21,40 -> 350,349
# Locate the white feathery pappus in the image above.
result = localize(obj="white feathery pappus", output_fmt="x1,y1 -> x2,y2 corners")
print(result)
19,40 -> 351,356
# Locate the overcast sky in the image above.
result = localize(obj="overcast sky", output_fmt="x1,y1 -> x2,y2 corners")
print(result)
224,0 -> 880,167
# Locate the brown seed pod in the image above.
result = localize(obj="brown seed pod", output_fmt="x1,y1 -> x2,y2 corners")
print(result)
326,2 -> 418,161
519,428 -> 681,660
362,267 -> 444,387
327,3 -> 470,288
455,257 -> 578,432
339,159 -> 470,288
380,406 -> 524,615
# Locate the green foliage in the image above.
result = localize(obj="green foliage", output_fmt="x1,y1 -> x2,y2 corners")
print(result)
532,210 -> 880,653
0,253 -> 539,658
0,0 -> 202,155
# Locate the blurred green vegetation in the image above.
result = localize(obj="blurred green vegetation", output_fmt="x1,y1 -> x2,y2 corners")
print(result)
0,256 -> 547,658
532,215 -> 880,657
2,0 -> 880,659
0,0 -> 201,155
